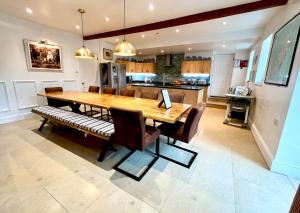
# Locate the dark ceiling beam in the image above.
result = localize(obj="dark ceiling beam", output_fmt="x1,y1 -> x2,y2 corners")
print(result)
83,0 -> 288,40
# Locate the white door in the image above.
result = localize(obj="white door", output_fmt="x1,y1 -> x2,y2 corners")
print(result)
210,54 -> 234,97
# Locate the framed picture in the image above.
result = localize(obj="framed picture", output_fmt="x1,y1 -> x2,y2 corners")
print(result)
24,39 -> 63,71
265,13 -> 300,86
103,48 -> 113,60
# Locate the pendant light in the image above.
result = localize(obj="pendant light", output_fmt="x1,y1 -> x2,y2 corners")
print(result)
114,0 -> 136,56
74,9 -> 95,59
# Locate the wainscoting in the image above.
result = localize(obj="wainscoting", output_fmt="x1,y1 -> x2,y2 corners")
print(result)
0,79 -> 79,124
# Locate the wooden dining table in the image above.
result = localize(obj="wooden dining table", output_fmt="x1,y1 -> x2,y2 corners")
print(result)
37,91 -> 191,124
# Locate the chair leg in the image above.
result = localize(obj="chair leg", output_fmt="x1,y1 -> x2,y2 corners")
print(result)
114,140 -> 159,181
159,139 -> 197,169
38,118 -> 48,131
84,105 -> 87,115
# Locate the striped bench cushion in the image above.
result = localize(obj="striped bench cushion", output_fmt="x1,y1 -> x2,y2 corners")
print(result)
32,106 -> 114,137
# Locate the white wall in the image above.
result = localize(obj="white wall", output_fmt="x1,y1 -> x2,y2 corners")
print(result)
230,50 -> 249,87
0,13 -> 114,124
248,1 -> 300,177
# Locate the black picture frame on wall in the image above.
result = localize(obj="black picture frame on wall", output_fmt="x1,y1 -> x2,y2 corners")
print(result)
265,13 -> 300,87
103,48 -> 113,60
264,13 -> 300,87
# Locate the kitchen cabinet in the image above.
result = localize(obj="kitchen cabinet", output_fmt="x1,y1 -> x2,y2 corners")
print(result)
121,61 -> 155,74
126,62 -> 135,73
142,63 -> 154,73
181,60 -> 211,74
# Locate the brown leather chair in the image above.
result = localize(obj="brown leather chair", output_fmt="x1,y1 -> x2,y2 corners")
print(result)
290,185 -> 300,213
84,86 -> 100,116
110,107 -> 160,181
140,91 -> 158,100
100,87 -> 116,120
120,89 -> 135,97
88,86 -> 100,93
103,87 -> 116,95
45,87 -> 72,109
158,103 -> 206,168
169,94 -> 185,103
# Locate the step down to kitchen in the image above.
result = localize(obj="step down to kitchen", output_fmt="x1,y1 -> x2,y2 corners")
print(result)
206,96 -> 228,109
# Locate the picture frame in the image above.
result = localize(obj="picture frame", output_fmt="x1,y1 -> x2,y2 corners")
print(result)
264,13 -> 300,86
103,48 -> 113,60
23,39 -> 63,72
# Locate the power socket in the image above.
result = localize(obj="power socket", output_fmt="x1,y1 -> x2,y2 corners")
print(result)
273,118 -> 279,127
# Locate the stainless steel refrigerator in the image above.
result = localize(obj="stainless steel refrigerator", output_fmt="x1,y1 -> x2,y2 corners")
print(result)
99,62 -> 126,94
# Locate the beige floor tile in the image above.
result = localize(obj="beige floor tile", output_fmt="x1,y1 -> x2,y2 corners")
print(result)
45,174 -> 103,212
234,177 -> 295,213
85,189 -> 158,213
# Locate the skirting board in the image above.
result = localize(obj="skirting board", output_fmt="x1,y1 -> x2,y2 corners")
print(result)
272,160 -> 300,179
248,118 -> 275,168
0,111 -> 34,124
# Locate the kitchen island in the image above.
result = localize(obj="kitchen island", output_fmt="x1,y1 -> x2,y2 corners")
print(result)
127,83 -> 209,106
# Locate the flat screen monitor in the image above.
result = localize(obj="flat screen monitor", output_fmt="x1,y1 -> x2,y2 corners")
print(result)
161,89 -> 172,109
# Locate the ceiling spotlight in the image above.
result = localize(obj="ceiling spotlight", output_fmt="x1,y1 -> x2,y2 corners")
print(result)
105,17 -> 110,22
149,3 -> 154,11
161,50 -> 164,53
141,34 -> 145,38
222,21 -> 227,26
287,40 -> 291,43
188,48 -> 192,51
176,29 -> 180,33
26,8 -> 33,14
139,51 -> 142,55
222,44 -> 226,48
75,25 -> 80,30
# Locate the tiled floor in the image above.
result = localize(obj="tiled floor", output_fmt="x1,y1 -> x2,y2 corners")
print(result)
0,108 -> 298,213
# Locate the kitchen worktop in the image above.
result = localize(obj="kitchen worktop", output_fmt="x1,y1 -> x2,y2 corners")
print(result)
129,82 -> 210,91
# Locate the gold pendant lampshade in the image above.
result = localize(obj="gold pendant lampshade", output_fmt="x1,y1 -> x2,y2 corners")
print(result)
114,0 -> 136,56
74,9 -> 95,59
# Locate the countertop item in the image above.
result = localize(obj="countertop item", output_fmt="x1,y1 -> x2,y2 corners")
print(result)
130,83 -> 210,91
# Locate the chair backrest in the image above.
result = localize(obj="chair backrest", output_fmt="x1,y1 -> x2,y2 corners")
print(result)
140,91 -> 158,100
182,103 -> 206,142
88,86 -> 100,93
290,185 -> 300,213
44,87 -> 67,107
45,87 -> 63,93
120,89 -> 135,97
110,107 -> 146,151
169,94 -> 185,103
103,87 -> 116,95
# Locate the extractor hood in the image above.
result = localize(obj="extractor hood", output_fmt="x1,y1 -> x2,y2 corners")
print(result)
164,54 -> 173,66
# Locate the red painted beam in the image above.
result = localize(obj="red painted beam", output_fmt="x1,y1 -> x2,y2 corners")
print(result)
84,0 -> 288,40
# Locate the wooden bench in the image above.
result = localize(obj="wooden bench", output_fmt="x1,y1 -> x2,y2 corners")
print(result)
32,106 -> 115,161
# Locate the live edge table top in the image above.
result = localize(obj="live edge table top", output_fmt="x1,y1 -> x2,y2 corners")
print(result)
37,91 -> 191,124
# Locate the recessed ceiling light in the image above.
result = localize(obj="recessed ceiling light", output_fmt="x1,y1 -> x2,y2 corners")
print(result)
141,34 -> 145,38
105,17 -> 110,22
75,25 -> 80,30
222,21 -> 227,26
139,51 -> 142,55
287,40 -> 291,43
188,48 -> 192,51
161,50 -> 164,53
222,44 -> 226,48
149,3 -> 154,11
26,8 -> 33,14
175,28 -> 180,33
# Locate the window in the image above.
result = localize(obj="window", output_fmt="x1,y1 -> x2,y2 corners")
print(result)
255,34 -> 273,85
246,50 -> 255,82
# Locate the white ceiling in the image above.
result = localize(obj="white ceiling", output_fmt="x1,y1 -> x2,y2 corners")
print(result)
0,0 -> 284,54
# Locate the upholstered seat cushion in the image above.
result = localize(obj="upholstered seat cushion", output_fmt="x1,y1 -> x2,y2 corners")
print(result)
145,126 -> 161,147
32,106 -> 114,137
158,121 -> 185,141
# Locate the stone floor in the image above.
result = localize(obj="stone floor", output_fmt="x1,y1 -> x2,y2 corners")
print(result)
0,108 -> 298,213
